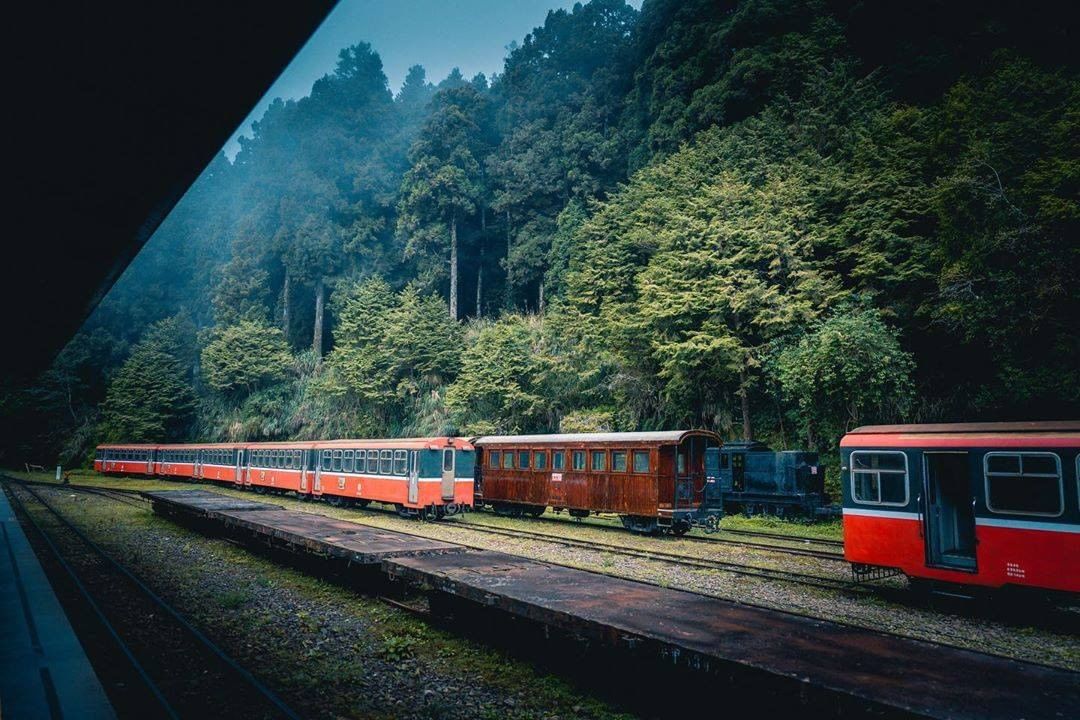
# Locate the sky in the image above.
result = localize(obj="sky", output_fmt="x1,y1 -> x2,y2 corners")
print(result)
223,0 -> 640,159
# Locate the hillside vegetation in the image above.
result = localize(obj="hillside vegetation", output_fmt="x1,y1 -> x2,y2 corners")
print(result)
6,0 -> 1077,472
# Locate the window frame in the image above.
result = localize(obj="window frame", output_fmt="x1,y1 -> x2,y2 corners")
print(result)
442,449 -> 454,473
502,451 -> 515,469
518,451 -> 530,470
379,450 -> 393,475
590,450 -> 606,472
632,450 -> 650,474
534,451 -> 547,470
394,450 -> 408,476
612,450 -> 627,473
366,451 -> 379,474
552,451 -> 565,471
489,450 -> 501,468
850,450 -> 909,507
321,450 -> 332,472
343,450 -> 354,473
572,450 -> 586,471
983,451 -> 1064,517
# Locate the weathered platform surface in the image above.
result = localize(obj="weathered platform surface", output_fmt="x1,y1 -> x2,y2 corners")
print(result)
144,489 -> 281,516
147,490 -> 464,564
385,550 -> 1079,720
1,486 -> 116,719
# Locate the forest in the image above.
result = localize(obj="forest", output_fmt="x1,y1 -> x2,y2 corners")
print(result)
4,0 -> 1077,488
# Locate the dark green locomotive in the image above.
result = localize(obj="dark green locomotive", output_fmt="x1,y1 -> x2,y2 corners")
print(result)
705,442 -> 827,516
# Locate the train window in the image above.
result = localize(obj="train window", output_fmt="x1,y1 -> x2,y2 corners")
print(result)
534,451 -> 547,470
342,450 -> 354,473
632,451 -> 650,473
612,451 -> 627,472
591,451 -> 606,471
489,450 -> 501,468
380,450 -> 393,475
443,449 -> 454,473
850,451 -> 908,506
321,451 -> 332,471
984,452 -> 1063,516
552,451 -> 565,470
677,452 -> 686,475
332,450 -> 343,472
395,450 -> 408,475
720,453 -> 729,469
503,451 -> 514,469
572,451 -> 586,471
519,451 -> 530,469
367,451 -> 379,474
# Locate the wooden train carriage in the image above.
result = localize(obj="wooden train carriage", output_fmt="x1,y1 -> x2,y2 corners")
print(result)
840,422 -> 1080,593
472,431 -> 723,534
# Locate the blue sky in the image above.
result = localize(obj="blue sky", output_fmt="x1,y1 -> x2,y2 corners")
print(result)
224,0 -> 641,159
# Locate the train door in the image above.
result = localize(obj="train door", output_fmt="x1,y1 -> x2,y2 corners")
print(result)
408,451 -> 420,504
194,450 -> 201,480
313,450 -> 322,496
300,450 -> 310,493
441,449 -> 455,501
731,452 -> 746,492
146,450 -> 155,475
674,441 -> 695,512
234,450 -> 243,485
922,452 -> 977,571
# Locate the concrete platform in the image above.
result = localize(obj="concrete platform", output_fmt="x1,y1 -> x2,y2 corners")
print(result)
1,487 -> 116,719
384,550 -> 1079,720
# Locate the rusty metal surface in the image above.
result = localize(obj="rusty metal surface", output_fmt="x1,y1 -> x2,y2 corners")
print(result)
144,490 -> 281,515
213,509 -> 466,564
147,490 -> 464,564
384,551 -> 1079,720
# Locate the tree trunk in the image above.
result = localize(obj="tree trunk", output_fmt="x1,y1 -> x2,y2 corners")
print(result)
476,241 -> 484,319
313,277 -> 325,360
505,209 -> 512,297
738,366 -> 752,441
449,215 -> 459,320
281,271 -> 290,335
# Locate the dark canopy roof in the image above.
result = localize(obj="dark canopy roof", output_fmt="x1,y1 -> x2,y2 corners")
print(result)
5,1 -> 335,379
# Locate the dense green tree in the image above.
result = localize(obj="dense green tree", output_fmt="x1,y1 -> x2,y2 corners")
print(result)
445,315 -> 556,434
201,320 -> 294,395
98,318 -> 196,442
398,84 -> 494,319
776,308 -> 915,448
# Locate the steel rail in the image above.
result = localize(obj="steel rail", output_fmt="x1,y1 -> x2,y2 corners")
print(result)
10,481 -> 303,720
4,484 -> 180,719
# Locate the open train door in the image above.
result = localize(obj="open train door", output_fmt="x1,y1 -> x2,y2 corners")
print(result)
922,452 -> 977,572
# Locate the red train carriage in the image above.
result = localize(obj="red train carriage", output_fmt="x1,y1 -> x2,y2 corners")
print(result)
94,437 -> 475,519
96,444 -> 156,475
840,422 -> 1080,593
472,431 -> 723,534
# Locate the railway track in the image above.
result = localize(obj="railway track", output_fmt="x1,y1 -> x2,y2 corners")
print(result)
463,512 -> 846,560
432,520 -> 860,594
4,481 -> 301,720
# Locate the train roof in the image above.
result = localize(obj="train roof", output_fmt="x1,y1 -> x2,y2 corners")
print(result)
471,430 -> 720,446
98,437 -> 471,450
847,421 -> 1080,434
842,421 -> 1080,449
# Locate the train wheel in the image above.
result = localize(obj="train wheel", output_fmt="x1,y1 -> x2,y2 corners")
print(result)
670,521 -> 690,537
395,504 -> 414,519
620,515 -> 660,535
